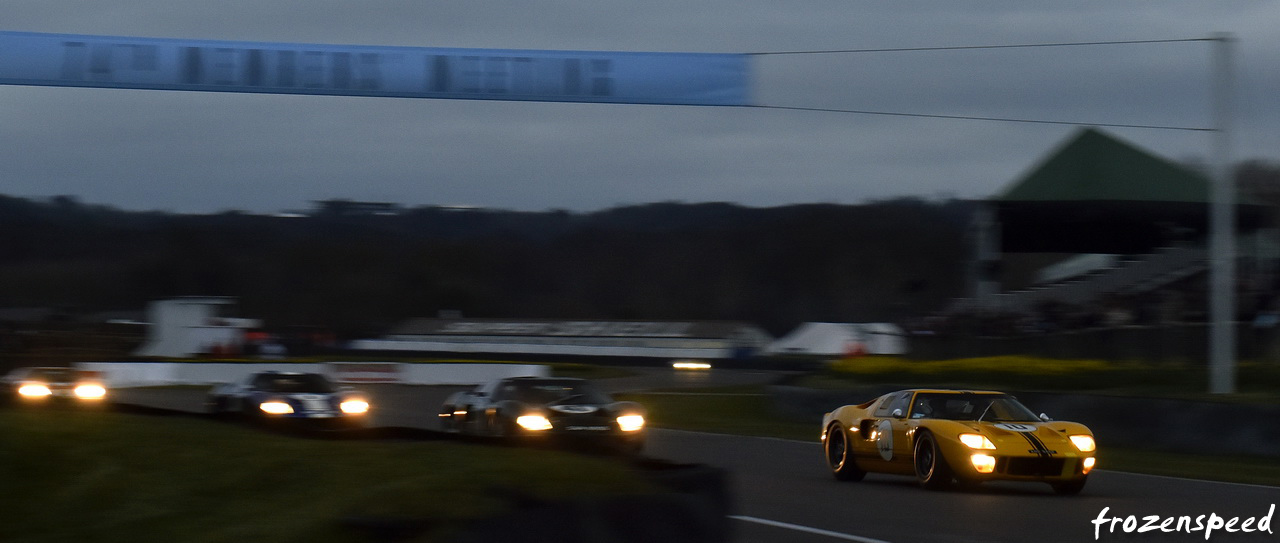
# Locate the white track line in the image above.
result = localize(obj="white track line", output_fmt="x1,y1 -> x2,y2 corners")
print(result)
731,515 -> 892,543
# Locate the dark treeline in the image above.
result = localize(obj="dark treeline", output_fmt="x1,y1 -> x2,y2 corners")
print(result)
0,195 -> 977,337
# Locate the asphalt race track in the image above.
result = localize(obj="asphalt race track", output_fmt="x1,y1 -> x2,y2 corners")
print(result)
109,370 -> 1280,543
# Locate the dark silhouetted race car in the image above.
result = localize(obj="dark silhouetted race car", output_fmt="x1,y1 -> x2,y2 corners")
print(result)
205,371 -> 370,429
821,389 -> 1096,495
1,366 -> 108,406
440,377 -> 646,452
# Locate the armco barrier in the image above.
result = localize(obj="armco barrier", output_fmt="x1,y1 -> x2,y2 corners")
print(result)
75,362 -> 548,387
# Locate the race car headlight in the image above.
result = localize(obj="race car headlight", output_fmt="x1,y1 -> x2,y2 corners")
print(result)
74,384 -> 107,400
970,454 -> 997,474
516,414 -> 553,431
1082,456 -> 1097,474
18,384 -> 52,398
617,414 -> 646,432
339,399 -> 370,414
1069,435 -> 1096,452
259,401 -> 294,415
959,433 -> 996,450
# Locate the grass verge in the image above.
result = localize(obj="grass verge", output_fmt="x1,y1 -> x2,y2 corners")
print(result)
0,408 -> 652,543
811,355 -> 1280,402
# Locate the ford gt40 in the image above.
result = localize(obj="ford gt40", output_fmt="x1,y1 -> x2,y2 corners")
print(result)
821,389 -> 1096,494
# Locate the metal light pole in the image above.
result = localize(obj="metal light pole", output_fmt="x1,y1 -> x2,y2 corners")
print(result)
1208,32 -> 1236,394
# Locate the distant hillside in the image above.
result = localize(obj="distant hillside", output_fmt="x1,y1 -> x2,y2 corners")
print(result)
0,195 -> 977,336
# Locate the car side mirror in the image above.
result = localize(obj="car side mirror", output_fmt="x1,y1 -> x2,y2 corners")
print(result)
891,408 -> 903,418
1039,413 -> 1052,422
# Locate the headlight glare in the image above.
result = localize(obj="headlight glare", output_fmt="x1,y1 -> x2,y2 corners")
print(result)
516,414 -> 553,431
1082,456 -> 1097,474
340,399 -> 370,414
970,454 -> 997,473
617,414 -> 645,432
959,433 -> 996,450
1069,435 -> 1096,452
74,384 -> 107,400
259,401 -> 293,415
18,384 -> 52,397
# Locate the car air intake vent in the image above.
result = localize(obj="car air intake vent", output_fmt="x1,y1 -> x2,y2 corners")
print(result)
998,457 -> 1065,477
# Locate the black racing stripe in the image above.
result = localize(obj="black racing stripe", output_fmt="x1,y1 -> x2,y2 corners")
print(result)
1017,431 -> 1050,457
1025,432 -> 1048,456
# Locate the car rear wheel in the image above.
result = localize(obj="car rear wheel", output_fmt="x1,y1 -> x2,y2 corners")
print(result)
489,414 -> 513,439
914,430 -> 953,490
825,422 -> 866,481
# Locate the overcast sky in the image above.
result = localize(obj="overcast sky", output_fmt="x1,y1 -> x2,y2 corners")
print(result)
3,1 -> 1277,214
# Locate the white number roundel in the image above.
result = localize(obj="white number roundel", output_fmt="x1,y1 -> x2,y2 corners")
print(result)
876,419 -> 894,461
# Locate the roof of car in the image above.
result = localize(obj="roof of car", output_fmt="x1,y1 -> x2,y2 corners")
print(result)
503,376 -> 584,382
900,389 -> 1005,395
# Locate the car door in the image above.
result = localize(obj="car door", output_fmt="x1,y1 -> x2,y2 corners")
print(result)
856,391 -> 914,474
463,381 -> 498,434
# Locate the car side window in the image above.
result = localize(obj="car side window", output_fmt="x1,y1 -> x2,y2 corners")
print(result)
473,381 -> 499,399
492,384 -> 521,402
873,392 -> 912,418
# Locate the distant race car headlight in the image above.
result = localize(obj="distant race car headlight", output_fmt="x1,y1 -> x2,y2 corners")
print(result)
970,454 -> 997,474
617,414 -> 646,432
671,360 -> 712,370
74,384 -> 107,400
1069,435 -> 1097,452
339,399 -> 370,414
18,384 -> 52,398
1082,456 -> 1097,474
516,414 -> 553,431
959,433 -> 996,450
259,401 -> 294,415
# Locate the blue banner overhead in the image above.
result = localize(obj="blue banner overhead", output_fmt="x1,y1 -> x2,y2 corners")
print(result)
0,31 -> 750,106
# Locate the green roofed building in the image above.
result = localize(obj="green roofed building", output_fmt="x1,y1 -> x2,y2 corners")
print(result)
994,128 -> 1262,254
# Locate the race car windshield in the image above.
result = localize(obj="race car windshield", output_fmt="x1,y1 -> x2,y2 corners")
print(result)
909,393 -> 1039,422
261,374 -> 335,393
503,381 -> 612,405
26,368 -> 74,382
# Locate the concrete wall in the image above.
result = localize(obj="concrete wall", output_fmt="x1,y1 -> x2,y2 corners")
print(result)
76,361 -> 548,387
350,338 -> 736,360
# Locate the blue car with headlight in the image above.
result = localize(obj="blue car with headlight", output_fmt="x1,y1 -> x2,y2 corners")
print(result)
205,371 -> 371,429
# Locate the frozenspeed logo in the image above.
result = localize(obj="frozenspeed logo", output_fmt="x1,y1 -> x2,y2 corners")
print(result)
1092,505 -> 1274,540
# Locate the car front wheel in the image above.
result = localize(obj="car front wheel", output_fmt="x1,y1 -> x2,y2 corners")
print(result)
914,430 -> 953,490
825,422 -> 866,481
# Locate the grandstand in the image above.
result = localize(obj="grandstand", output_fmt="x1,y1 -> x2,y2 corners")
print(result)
939,128 -> 1276,349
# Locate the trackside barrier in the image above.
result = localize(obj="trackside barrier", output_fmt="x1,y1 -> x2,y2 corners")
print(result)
74,362 -> 547,387
349,339 -> 734,360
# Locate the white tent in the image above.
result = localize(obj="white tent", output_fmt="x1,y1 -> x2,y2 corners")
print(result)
133,297 -> 261,358
766,322 -> 906,356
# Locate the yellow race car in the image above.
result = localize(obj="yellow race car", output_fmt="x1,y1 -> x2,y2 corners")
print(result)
821,389 -> 1096,494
